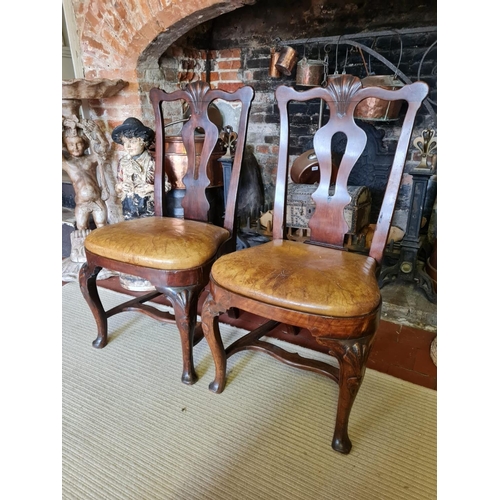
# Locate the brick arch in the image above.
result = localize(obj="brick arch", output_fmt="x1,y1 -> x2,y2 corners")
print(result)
74,0 -> 255,131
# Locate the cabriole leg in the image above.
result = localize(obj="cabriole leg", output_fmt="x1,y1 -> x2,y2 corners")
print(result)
326,335 -> 374,454
201,293 -> 227,393
78,262 -> 107,348
163,285 -> 203,385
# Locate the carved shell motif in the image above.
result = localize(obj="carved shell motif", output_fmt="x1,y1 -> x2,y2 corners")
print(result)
183,81 -> 211,115
326,74 -> 363,117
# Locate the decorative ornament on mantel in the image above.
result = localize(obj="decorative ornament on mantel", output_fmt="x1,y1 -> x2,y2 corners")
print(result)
219,125 -> 238,157
62,78 -> 129,119
62,78 -> 128,100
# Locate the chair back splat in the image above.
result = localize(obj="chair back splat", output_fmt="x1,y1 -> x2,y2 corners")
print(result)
273,74 -> 428,261
79,81 -> 255,386
201,74 -> 428,454
150,83 -> 254,230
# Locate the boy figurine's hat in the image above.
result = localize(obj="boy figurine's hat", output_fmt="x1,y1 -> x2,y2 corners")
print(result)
112,117 -> 155,145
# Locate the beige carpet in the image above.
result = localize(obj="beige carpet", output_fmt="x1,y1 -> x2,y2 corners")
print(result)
62,282 -> 437,500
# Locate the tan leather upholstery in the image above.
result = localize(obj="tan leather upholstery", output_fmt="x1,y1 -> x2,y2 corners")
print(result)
210,240 -> 380,317
85,217 -> 230,270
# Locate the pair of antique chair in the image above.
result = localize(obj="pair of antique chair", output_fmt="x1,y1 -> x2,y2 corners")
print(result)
79,76 -> 428,453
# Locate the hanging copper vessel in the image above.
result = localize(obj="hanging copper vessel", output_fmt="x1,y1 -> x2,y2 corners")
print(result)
354,75 -> 405,121
163,135 -> 225,189
295,57 -> 324,86
275,46 -> 298,76
269,48 -> 281,78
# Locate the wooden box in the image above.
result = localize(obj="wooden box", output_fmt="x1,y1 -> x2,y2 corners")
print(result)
286,183 -> 372,235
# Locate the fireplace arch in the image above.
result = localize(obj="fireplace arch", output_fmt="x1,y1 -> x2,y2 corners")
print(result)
67,0 -> 255,132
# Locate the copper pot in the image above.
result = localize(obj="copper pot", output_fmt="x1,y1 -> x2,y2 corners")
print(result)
164,135 -> 225,189
296,57 -> 324,86
354,75 -> 405,121
269,48 -> 281,78
275,46 -> 298,76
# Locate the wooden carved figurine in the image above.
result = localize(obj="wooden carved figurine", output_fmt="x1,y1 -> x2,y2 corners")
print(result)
62,117 -> 111,263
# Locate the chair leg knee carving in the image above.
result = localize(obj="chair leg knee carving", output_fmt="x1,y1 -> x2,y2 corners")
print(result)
201,293 -> 229,393
320,336 -> 375,454
158,284 -> 206,385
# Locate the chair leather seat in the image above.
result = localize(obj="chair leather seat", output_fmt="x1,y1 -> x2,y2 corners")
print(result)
211,240 -> 380,317
85,217 -> 230,270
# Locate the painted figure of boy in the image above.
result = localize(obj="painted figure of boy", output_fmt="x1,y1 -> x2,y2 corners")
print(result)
112,117 -> 170,219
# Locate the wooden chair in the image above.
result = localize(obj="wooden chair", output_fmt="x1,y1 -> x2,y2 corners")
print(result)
201,74 -> 428,453
79,81 -> 254,385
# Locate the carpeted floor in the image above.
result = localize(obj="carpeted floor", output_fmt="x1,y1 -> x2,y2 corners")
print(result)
62,282 -> 437,500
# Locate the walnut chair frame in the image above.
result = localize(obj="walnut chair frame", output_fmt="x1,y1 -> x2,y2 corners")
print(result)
201,74 -> 428,453
79,81 -> 254,385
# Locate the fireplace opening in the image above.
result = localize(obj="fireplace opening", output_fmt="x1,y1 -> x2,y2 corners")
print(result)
134,0 -> 436,250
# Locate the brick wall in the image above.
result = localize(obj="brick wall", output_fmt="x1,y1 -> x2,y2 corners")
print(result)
159,47 -> 245,91
241,32 -> 436,226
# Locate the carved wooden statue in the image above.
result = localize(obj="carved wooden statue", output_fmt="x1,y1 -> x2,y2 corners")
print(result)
62,117 -> 111,263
